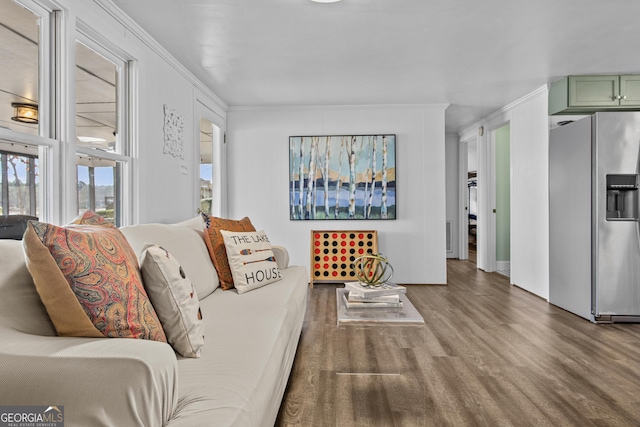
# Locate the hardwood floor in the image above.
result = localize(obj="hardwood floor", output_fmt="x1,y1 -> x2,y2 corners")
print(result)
276,259 -> 640,426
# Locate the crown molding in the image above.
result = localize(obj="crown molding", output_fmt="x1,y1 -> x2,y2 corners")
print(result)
458,85 -> 548,139
93,0 -> 228,114
228,103 -> 449,112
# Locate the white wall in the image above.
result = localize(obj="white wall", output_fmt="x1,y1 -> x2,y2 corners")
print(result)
509,91 -> 549,299
445,133 -> 459,258
227,105 -> 448,284
458,86 -> 549,299
467,140 -> 478,172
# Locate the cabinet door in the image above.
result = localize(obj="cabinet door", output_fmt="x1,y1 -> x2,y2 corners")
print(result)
620,75 -> 640,106
569,75 -> 620,107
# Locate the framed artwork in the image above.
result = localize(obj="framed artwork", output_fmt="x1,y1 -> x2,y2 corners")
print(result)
289,134 -> 396,220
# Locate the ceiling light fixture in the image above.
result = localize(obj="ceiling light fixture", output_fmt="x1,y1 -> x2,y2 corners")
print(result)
11,103 -> 38,124
310,0 -> 342,3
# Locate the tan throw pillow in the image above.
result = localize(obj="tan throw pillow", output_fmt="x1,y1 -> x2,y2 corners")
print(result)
140,244 -> 204,358
220,229 -> 282,294
201,213 -> 255,290
22,211 -> 167,342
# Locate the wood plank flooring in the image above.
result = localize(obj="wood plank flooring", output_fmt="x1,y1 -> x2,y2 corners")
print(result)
275,259 -> 640,426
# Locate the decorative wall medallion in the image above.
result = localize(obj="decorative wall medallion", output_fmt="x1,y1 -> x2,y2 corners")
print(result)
163,104 -> 185,159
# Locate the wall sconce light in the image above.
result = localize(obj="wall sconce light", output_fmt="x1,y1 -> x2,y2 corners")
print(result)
11,103 -> 39,124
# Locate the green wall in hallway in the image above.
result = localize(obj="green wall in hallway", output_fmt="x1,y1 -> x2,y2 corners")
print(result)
496,124 -> 510,262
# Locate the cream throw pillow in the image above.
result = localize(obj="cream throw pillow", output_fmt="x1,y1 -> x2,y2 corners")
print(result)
220,230 -> 282,294
140,244 -> 204,358
120,216 -> 219,299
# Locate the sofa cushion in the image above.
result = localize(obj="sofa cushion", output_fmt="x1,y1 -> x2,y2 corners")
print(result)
120,216 -> 219,299
140,244 -> 204,358
167,265 -> 308,427
221,229 -> 282,294
201,214 -> 255,290
23,211 -> 167,342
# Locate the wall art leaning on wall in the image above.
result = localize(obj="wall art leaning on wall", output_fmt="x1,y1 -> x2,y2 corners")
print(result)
289,134 -> 396,220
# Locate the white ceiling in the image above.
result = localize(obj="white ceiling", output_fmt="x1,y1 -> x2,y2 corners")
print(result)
111,0 -> 640,133
3,0 -> 638,136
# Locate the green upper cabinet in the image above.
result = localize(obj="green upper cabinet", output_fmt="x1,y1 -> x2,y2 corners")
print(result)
549,75 -> 640,115
569,75 -> 619,107
620,75 -> 640,105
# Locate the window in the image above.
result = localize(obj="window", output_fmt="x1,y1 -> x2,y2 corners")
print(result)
0,148 -> 38,217
77,158 -> 117,223
75,41 -> 118,154
0,0 -> 41,137
0,0 -> 53,226
75,38 -> 130,226
1,2 -> 135,227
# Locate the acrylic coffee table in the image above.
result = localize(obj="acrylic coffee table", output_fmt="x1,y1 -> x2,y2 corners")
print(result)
336,287 -> 425,326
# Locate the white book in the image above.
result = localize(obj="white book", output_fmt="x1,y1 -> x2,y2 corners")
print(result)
343,281 -> 406,298
342,293 -> 403,309
347,292 -> 400,303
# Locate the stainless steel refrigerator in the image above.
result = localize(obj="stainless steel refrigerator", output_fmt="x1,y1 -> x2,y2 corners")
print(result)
549,112 -> 640,323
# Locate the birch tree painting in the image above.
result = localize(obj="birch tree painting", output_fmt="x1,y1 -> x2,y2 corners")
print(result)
289,134 -> 396,220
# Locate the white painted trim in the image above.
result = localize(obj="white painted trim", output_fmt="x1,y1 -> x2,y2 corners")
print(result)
458,85 -> 548,139
458,137 -> 473,260
75,146 -> 130,162
228,103 -> 450,112
476,131 -> 488,271
38,145 -> 53,222
193,98 -> 227,218
194,88 -> 227,127
125,59 -> 138,226
76,19 -> 133,63
487,128 -> 498,272
446,220 -> 453,253
94,0 -> 228,114
0,129 -> 56,147
58,2 -> 77,224
496,261 -> 511,271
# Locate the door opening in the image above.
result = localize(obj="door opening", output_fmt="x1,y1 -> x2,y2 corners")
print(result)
468,171 -> 477,263
199,118 -> 223,217
459,138 -> 478,263
467,140 -> 478,264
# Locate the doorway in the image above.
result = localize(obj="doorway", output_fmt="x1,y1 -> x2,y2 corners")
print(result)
459,138 -> 478,263
199,117 -> 223,217
467,143 -> 478,263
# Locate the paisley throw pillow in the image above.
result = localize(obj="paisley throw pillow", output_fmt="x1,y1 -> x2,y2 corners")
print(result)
23,211 -> 167,342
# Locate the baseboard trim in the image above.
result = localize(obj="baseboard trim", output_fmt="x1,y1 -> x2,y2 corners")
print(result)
496,261 -> 510,271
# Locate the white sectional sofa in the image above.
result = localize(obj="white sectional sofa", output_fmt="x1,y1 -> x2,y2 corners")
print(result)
0,217 -> 308,426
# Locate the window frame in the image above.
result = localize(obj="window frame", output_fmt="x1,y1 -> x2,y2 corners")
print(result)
0,0 -> 56,222
0,148 -> 38,217
74,23 -> 135,226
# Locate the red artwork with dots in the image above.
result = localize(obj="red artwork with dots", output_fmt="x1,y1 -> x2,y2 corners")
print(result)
310,230 -> 378,285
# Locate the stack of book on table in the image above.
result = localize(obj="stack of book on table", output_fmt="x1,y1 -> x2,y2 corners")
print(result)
342,281 -> 406,308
